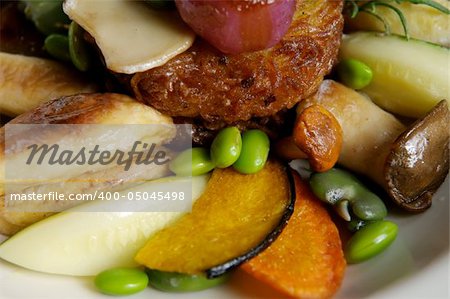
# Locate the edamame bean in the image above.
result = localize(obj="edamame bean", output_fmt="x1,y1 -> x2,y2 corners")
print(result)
345,220 -> 398,263
233,129 -> 270,174
69,22 -> 92,72
44,34 -> 71,62
309,168 -> 387,221
23,0 -> 70,35
146,269 -> 229,292
337,58 -> 373,90
211,127 -> 242,168
94,267 -> 149,295
169,147 -> 215,176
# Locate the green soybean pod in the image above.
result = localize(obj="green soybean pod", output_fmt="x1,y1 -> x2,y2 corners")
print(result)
94,267 -> 149,295
345,220 -> 398,264
68,21 -> 92,71
210,127 -> 242,168
233,129 -> 270,174
337,58 -> 373,90
169,147 -> 215,176
44,34 -> 71,62
147,269 -> 229,292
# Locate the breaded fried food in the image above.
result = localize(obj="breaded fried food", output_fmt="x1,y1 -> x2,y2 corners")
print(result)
130,0 -> 343,129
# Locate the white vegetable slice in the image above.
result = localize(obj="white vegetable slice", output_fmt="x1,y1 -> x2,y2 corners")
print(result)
63,0 -> 195,74
0,175 -> 209,276
339,32 -> 450,118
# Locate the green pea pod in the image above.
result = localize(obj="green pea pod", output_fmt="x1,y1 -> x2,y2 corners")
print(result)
44,34 -> 71,62
22,0 -> 70,35
68,22 -> 92,72
337,58 -> 373,90
309,168 -> 387,221
169,147 -> 215,176
345,220 -> 398,263
147,269 -> 229,292
95,267 -> 149,295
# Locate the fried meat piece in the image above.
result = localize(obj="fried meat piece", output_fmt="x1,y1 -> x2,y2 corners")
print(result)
130,0 -> 344,128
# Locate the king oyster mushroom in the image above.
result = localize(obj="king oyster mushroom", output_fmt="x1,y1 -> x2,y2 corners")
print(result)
0,93 -> 176,236
298,80 -> 449,212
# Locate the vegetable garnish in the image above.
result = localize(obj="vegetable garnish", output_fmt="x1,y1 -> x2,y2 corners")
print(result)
344,0 -> 450,39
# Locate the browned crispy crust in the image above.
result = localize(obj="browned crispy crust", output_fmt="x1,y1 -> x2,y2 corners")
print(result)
130,0 -> 344,128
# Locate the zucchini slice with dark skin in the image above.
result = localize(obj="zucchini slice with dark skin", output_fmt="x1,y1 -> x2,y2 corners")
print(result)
135,160 -> 295,279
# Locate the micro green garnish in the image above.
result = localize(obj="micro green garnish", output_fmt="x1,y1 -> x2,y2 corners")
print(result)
344,0 -> 450,39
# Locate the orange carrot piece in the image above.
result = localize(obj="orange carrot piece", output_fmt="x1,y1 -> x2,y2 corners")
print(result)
241,171 -> 346,299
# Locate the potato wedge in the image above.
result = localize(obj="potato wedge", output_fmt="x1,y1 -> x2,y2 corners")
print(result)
242,171 -> 346,299
135,160 -> 295,277
0,52 -> 97,116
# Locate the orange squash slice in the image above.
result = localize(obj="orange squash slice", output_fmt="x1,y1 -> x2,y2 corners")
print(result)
135,160 -> 295,278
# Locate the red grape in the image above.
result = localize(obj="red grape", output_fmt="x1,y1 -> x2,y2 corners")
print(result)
175,0 -> 296,54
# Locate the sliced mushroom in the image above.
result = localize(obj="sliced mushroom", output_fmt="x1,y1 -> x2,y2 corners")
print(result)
298,80 -> 449,212
385,100 -> 449,211
276,104 -> 343,173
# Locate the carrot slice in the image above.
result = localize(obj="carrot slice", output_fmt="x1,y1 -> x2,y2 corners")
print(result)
242,171 -> 346,299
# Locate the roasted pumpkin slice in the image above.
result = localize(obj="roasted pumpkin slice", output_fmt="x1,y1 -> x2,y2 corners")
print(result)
242,171 -> 346,299
135,160 -> 295,278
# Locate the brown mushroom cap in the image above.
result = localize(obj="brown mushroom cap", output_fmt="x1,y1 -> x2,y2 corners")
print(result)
384,100 -> 449,212
293,104 -> 343,172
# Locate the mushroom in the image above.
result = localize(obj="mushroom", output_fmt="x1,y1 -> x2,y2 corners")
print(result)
298,80 -> 449,212
275,104 -> 343,172
0,93 -> 176,236
385,100 -> 449,211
